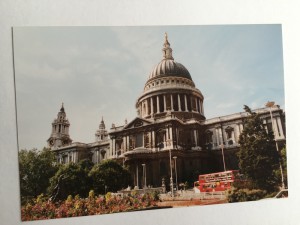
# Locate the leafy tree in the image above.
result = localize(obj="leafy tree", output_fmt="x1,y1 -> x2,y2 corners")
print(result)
48,159 -> 94,200
19,148 -> 58,204
237,105 -> 280,192
89,160 -> 131,194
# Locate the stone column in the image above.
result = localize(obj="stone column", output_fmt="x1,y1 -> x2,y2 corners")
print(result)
195,98 -> 199,112
232,129 -> 236,143
138,104 -> 141,116
215,129 -> 219,146
273,117 -> 280,139
190,96 -> 194,112
152,131 -> 156,149
194,130 -> 198,146
276,117 -> 284,138
145,99 -> 149,116
166,127 -> 169,140
201,100 -> 204,114
169,126 -> 173,149
163,95 -> 167,112
111,139 -> 115,157
126,136 -> 130,150
157,95 -> 160,113
184,94 -> 188,111
178,94 -> 182,111
150,97 -> 154,117
170,94 -> 174,111
198,99 -> 201,113
123,136 -> 126,153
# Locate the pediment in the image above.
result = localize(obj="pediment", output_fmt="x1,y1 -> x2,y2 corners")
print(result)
123,117 -> 153,130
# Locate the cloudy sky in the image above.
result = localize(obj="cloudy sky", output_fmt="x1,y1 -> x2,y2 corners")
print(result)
13,25 -> 285,150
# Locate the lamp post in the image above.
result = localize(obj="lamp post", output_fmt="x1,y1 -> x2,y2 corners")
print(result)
265,101 -> 285,189
173,156 -> 178,191
142,163 -> 146,189
136,164 -> 139,189
220,144 -> 226,171
167,139 -> 174,197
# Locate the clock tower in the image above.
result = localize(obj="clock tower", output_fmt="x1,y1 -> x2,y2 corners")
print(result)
47,103 -> 72,148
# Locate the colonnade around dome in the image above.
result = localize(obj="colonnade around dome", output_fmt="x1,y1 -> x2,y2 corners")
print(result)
137,92 -> 204,119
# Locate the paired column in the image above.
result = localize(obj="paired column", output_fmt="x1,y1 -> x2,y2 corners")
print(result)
184,95 -> 188,111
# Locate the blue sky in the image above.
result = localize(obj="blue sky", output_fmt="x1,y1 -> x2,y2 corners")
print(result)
13,25 -> 285,150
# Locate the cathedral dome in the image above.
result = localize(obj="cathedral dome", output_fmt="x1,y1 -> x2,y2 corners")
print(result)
147,33 -> 192,82
148,59 -> 192,80
136,33 -> 205,121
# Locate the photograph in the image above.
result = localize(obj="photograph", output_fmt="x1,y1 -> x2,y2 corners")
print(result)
13,25 -> 287,221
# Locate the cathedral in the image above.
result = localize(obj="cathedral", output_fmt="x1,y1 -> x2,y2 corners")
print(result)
47,34 -> 286,188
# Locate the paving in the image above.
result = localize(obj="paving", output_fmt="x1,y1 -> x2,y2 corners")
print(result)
157,199 -> 227,208
156,189 -> 228,208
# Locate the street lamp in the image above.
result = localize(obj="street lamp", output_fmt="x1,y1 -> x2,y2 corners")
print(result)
142,163 -> 146,189
173,156 -> 178,191
220,144 -> 227,171
136,164 -> 139,189
265,101 -> 285,189
167,139 -> 174,197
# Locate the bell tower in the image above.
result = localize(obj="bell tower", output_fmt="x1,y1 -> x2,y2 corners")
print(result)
47,103 -> 72,148
95,117 -> 108,142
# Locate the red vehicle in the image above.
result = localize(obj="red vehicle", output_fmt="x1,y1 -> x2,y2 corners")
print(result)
194,170 -> 241,192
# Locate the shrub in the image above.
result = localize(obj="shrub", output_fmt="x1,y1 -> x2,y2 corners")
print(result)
21,192 -> 159,221
227,188 -> 267,202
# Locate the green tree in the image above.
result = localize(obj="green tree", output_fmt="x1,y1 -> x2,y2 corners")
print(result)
237,105 -> 280,192
19,148 -> 58,204
89,160 -> 131,194
48,159 -> 94,200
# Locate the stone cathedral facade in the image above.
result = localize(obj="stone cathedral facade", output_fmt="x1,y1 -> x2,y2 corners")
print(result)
47,34 -> 286,188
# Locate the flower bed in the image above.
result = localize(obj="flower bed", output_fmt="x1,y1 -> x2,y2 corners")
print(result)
21,192 -> 158,221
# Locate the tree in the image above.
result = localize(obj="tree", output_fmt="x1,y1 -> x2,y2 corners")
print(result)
19,148 -> 58,203
237,105 -> 280,192
89,160 -> 131,194
48,159 -> 94,200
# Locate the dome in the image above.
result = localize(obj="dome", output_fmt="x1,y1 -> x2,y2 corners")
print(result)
136,33 -> 205,121
147,33 -> 192,82
149,59 -> 192,80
